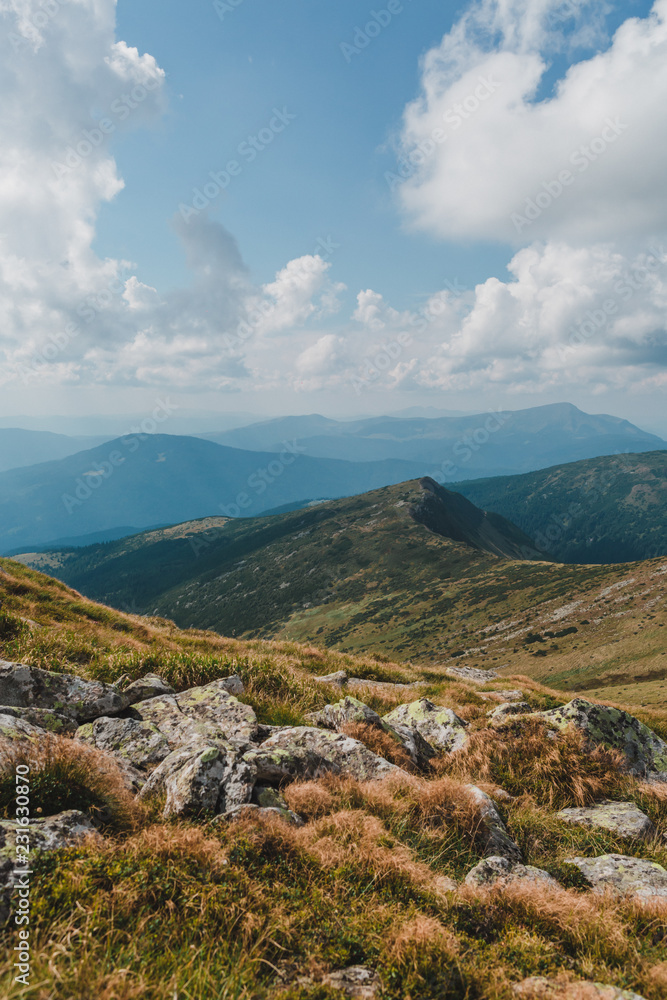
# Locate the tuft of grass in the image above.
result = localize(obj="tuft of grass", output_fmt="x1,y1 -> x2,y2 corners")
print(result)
0,736 -> 142,830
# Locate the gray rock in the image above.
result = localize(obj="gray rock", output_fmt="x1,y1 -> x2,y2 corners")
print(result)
347,678 -> 428,694
139,743 -> 255,818
0,705 -> 77,734
487,701 -> 532,723
133,679 -> 257,752
322,966 -> 382,998
0,810 -> 100,926
445,665 -> 498,684
0,659 -> 128,723
383,698 -> 468,753
565,853 -> 667,901
243,726 -> 398,784
221,803 -> 304,827
465,855 -> 559,889
557,801 -> 655,840
77,717 -> 171,770
0,712 -> 47,741
122,673 -> 175,705
512,977 -> 646,999
482,690 -> 525,703
313,670 -> 348,686
467,785 -> 523,862
538,699 -> 667,781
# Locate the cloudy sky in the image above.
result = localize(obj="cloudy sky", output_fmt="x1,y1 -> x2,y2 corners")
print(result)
0,0 -> 665,431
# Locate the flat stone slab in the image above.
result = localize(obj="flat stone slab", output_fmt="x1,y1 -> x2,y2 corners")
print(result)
445,665 -> 499,684
512,977 -> 646,999
133,678 -> 257,751
77,716 -> 171,770
465,855 -> 559,889
0,659 -> 128,723
557,801 -> 655,840
243,726 -> 397,784
565,853 -> 667,901
383,699 -> 468,753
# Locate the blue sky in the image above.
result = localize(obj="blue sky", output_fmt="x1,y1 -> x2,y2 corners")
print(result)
0,0 -> 666,431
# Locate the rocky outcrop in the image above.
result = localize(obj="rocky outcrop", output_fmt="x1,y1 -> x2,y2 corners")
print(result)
465,855 -> 559,889
556,801 -> 655,840
122,673 -> 175,704
243,727 -> 398,784
77,717 -> 171,770
0,712 -> 48,741
0,705 -> 77,734
487,701 -> 532,724
0,659 -> 128,722
512,978 -> 646,999
565,854 -> 667,900
538,699 -> 667,781
382,699 -> 468,753
139,743 -> 256,818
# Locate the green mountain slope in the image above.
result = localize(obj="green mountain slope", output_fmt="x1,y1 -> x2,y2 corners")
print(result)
454,450 -> 667,563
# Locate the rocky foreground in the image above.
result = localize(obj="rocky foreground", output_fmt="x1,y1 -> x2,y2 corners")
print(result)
1,656 -> 667,998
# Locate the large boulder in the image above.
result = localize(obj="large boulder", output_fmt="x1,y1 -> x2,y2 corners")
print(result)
139,743 -> 255,818
538,699 -> 667,781
132,678 -> 257,752
557,801 -> 655,840
465,856 -> 559,890
0,659 -> 128,723
382,699 -> 468,753
487,702 -> 532,724
512,978 -> 646,999
467,785 -> 523,862
122,673 -> 175,705
310,696 -> 436,769
77,717 -> 171,770
565,854 -> 667,901
0,713 -> 47,742
243,727 -> 397,784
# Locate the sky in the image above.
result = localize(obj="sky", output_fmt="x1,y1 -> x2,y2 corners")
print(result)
0,0 -> 666,434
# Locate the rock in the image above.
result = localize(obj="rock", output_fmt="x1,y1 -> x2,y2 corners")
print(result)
243,727 -> 398,784
565,854 -> 667,901
0,705 -> 77,734
487,701 -> 532,723
481,690 -> 525,703
77,717 -> 171,770
310,696 -> 436,769
557,801 -> 655,840
0,810 -> 100,926
139,743 -> 255,818
538,699 -> 667,781
465,855 -> 560,889
122,673 -> 175,704
0,660 -> 129,723
348,678 -> 428,694
133,679 -> 257,752
383,699 -> 468,753
512,977 -> 646,999
467,785 -> 523,862
445,665 -> 499,684
0,712 -> 48,741
221,803 -> 304,827
322,966 -> 382,998
313,671 -> 348,686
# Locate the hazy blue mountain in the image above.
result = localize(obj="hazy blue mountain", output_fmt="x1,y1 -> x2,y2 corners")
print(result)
198,403 -> 664,478
0,434 -> 435,552
0,428 -> 110,473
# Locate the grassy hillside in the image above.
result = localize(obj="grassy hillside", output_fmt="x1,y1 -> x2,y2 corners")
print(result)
455,451 -> 667,563
1,560 -> 667,999
12,479 -> 667,710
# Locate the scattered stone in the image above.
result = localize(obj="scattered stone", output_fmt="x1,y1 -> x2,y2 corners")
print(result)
557,801 -> 655,840
487,701 -> 532,723
243,727 -> 397,784
538,699 -> 667,781
0,705 -> 77,734
383,699 -> 468,753
313,671 -> 348,686
347,678 -> 427,694
481,690 -> 525,703
0,659 -> 128,722
221,803 -> 304,827
139,743 -> 255,818
133,679 -> 258,752
512,977 -> 646,999
467,785 -> 523,862
565,854 -> 667,901
77,717 -> 171,770
322,966 -> 382,998
445,665 -> 499,684
122,673 -> 175,705
465,855 -> 560,889
0,712 -> 47,741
